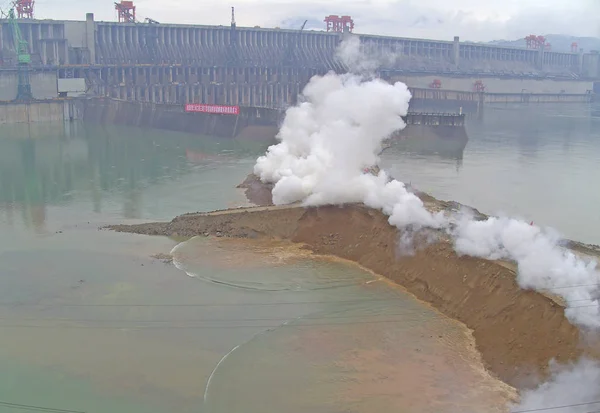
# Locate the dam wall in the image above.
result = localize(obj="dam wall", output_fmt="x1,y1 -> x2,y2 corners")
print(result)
0,14 -> 594,79
80,98 -> 467,142
0,14 -> 595,111
82,67 -> 592,105
81,98 -> 281,138
408,87 -> 592,113
0,67 -> 591,112
0,70 -> 59,101
389,74 -> 594,94
0,99 -> 81,124
484,93 -> 591,104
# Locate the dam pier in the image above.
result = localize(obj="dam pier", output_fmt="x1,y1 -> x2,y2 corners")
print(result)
75,98 -> 466,140
1,7 -> 599,126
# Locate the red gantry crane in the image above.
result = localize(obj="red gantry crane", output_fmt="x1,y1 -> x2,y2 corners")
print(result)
473,80 -> 485,92
429,79 -> 442,89
324,15 -> 354,33
115,1 -> 136,23
525,35 -> 550,50
571,42 -> 578,53
15,0 -> 34,18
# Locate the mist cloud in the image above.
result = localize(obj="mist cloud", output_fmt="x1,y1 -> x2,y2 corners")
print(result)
252,34 -> 600,412
256,37 -> 600,331
511,359 -> 600,413
35,0 -> 600,41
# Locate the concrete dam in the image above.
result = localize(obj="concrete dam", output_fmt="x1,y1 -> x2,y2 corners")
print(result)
0,12 -> 597,109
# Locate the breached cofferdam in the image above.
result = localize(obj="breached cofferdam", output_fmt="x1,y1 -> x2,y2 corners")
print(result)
108,197 -> 600,390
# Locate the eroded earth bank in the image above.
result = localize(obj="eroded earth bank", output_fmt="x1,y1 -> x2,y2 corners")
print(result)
108,174 -> 600,393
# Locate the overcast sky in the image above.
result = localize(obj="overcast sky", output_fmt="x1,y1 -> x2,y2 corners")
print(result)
25,0 -> 600,41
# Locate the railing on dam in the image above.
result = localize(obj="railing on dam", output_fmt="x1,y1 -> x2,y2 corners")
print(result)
241,103 -> 466,127
403,112 -> 465,127
243,104 -> 466,127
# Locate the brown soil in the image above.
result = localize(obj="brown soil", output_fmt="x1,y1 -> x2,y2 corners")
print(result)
238,173 -> 598,256
108,202 -> 588,389
109,173 -> 600,391
237,174 -> 274,206
237,173 -> 490,221
150,253 -> 173,264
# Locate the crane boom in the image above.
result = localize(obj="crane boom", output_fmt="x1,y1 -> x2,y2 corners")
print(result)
7,7 -> 33,101
8,8 -> 31,65
283,20 -> 308,67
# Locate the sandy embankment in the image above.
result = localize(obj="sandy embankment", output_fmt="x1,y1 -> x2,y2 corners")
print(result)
108,174 -> 600,390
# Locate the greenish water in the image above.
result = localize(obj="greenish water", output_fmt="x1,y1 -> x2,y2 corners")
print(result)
0,121 -> 513,413
382,103 -> 600,244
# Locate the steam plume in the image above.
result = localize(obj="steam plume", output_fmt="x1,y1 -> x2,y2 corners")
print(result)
511,359 -> 600,413
254,36 -> 600,329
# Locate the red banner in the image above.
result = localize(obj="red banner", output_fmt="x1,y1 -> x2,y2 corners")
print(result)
185,104 -> 240,115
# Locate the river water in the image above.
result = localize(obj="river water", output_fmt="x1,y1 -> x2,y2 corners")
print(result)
382,102 -> 600,245
0,102 -> 596,412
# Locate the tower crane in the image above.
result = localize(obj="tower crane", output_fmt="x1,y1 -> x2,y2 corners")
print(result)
226,6 -> 238,65
7,6 -> 33,101
283,19 -> 307,66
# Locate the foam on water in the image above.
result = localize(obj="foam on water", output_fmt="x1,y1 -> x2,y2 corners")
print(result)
170,236 -> 375,292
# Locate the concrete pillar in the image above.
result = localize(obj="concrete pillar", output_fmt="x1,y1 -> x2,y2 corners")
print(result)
452,36 -> 460,66
538,44 -> 545,70
582,51 -> 599,78
28,25 -> 33,54
42,41 -> 48,65
52,42 -> 58,65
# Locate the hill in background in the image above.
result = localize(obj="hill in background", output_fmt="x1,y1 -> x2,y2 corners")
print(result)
274,22 -> 600,55
486,35 -> 600,53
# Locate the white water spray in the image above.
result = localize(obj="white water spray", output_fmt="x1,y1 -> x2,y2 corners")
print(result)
255,36 -> 600,330
511,359 -> 600,413
254,34 -> 600,411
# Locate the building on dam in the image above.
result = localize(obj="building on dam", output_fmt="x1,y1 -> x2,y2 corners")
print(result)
1,6 -> 599,108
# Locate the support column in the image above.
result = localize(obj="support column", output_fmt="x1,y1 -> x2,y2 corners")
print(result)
42,40 -> 48,64
538,44 -> 545,70
452,36 -> 459,66
582,51 -> 599,78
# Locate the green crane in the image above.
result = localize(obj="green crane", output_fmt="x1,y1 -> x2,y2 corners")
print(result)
7,7 -> 33,101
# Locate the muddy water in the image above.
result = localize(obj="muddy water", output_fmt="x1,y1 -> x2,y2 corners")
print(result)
0,122 -> 512,413
173,237 -> 514,413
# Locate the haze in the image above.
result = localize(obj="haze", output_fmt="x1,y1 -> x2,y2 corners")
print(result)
26,0 -> 600,42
